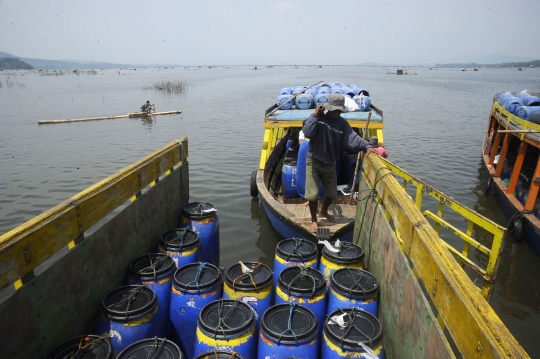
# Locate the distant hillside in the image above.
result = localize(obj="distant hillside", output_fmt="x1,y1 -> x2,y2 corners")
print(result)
0,51 -> 134,70
0,57 -> 33,70
436,60 -> 540,68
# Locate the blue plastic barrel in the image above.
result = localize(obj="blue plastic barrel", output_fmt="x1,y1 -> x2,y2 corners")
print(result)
273,237 -> 318,289
356,88 -> 370,96
296,140 -> 325,199
194,352 -> 244,359
158,228 -> 201,268
223,261 -> 273,329
497,92 -> 513,106
515,91 -> 529,100
127,253 -> 176,338
322,308 -> 384,358
117,338 -> 182,358
315,93 -> 330,106
96,285 -> 159,354
44,335 -> 113,359
180,202 -> 220,267
295,94 -> 314,109
279,87 -> 293,95
319,241 -> 365,287
293,86 -> 306,94
194,299 -> 256,359
503,96 -> 524,114
515,106 -> 540,123
341,87 -> 356,97
258,303 -> 319,359
318,86 -> 331,95
349,84 -> 359,89
305,88 -> 318,97
521,95 -> 540,106
328,268 -> 380,316
353,95 -> 371,111
282,161 -> 299,198
170,262 -> 223,359
275,267 -> 327,334
331,88 -> 344,94
277,94 -> 294,110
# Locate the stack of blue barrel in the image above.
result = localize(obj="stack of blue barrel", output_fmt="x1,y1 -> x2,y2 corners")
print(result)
276,82 -> 372,111
498,91 -> 540,123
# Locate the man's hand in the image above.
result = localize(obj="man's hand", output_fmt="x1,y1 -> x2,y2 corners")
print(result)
314,105 -> 325,117
366,148 -> 377,155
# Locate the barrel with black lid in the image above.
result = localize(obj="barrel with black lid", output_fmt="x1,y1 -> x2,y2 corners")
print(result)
96,285 -> 159,354
44,335 -> 113,359
258,303 -> 319,359
127,253 -> 176,338
117,338 -> 182,359
170,262 -> 223,359
328,268 -> 380,316
158,228 -> 201,268
275,266 -> 327,334
322,308 -> 384,358
273,237 -> 318,289
223,261 -> 273,329
180,202 -> 220,266
319,241 -> 365,286
193,299 -> 256,359
194,351 -> 244,359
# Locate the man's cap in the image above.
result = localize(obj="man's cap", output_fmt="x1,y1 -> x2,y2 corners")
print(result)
370,136 -> 378,146
323,93 -> 345,112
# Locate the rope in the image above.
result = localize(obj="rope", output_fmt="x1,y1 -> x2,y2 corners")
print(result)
61,336 -> 110,359
277,302 -> 299,345
136,253 -> 170,280
212,299 -> 242,340
183,262 -> 208,293
286,266 -> 322,298
232,262 -> 263,293
164,228 -> 188,249
345,267 -> 367,298
146,337 -> 167,359
328,308 -> 373,349
284,238 -> 312,262
211,349 -> 241,359
107,285 -> 143,320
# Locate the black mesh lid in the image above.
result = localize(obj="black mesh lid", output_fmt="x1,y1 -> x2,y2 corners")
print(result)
330,268 -> 379,298
225,262 -> 273,291
101,285 -> 157,320
173,262 -> 221,292
128,253 -> 176,280
261,304 -> 318,343
324,308 -> 383,349
322,241 -> 365,264
182,202 -> 217,219
194,351 -> 244,359
198,299 -> 255,338
277,267 -> 325,296
276,238 -> 318,261
117,338 -> 182,359
44,335 -> 113,359
159,228 -> 199,250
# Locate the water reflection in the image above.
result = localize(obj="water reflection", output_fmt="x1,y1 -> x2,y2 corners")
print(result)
251,198 -> 281,266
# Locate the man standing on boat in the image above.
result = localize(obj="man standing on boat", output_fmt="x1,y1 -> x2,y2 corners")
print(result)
303,93 -> 375,232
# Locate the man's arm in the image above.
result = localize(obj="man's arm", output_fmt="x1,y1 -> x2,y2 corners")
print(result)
302,113 -> 319,138
343,123 -> 373,152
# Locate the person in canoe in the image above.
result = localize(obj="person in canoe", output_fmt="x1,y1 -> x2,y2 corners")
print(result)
302,93 -> 376,232
140,101 -> 154,114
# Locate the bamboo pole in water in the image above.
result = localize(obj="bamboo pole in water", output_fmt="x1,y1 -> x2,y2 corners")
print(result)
38,110 -> 182,125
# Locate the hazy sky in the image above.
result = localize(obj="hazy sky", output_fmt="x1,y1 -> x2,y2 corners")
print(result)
0,0 -> 538,65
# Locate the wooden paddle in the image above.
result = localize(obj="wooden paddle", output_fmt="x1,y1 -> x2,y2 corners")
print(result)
349,112 -> 372,204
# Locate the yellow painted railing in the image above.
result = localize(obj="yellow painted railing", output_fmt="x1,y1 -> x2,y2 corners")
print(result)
493,101 -> 540,136
361,154 -> 528,358
0,137 -> 188,290
378,157 -> 506,299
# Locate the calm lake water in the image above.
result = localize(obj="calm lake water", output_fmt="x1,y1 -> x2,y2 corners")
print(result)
1,65 -> 539,355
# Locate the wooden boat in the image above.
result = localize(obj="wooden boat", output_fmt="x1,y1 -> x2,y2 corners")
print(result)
482,93 -> 540,256
0,136 -> 529,357
251,84 -> 384,241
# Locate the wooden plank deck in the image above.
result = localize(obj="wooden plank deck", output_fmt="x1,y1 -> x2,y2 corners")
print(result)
281,202 -> 357,233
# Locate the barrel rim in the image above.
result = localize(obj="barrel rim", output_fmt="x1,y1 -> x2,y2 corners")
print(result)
173,262 -> 222,291
324,308 -> 383,349
182,201 -> 217,219
276,238 -> 318,261
116,338 -> 181,358
260,303 -> 318,343
43,335 -> 113,359
101,285 -> 158,321
159,228 -> 200,250
322,241 -> 365,264
128,253 -> 176,280
224,261 -> 273,291
277,267 -> 326,296
330,268 -> 380,298
194,351 -> 244,359
197,299 -> 255,338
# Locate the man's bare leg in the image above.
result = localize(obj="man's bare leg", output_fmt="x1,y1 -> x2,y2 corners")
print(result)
319,197 -> 336,223
308,200 -> 319,231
